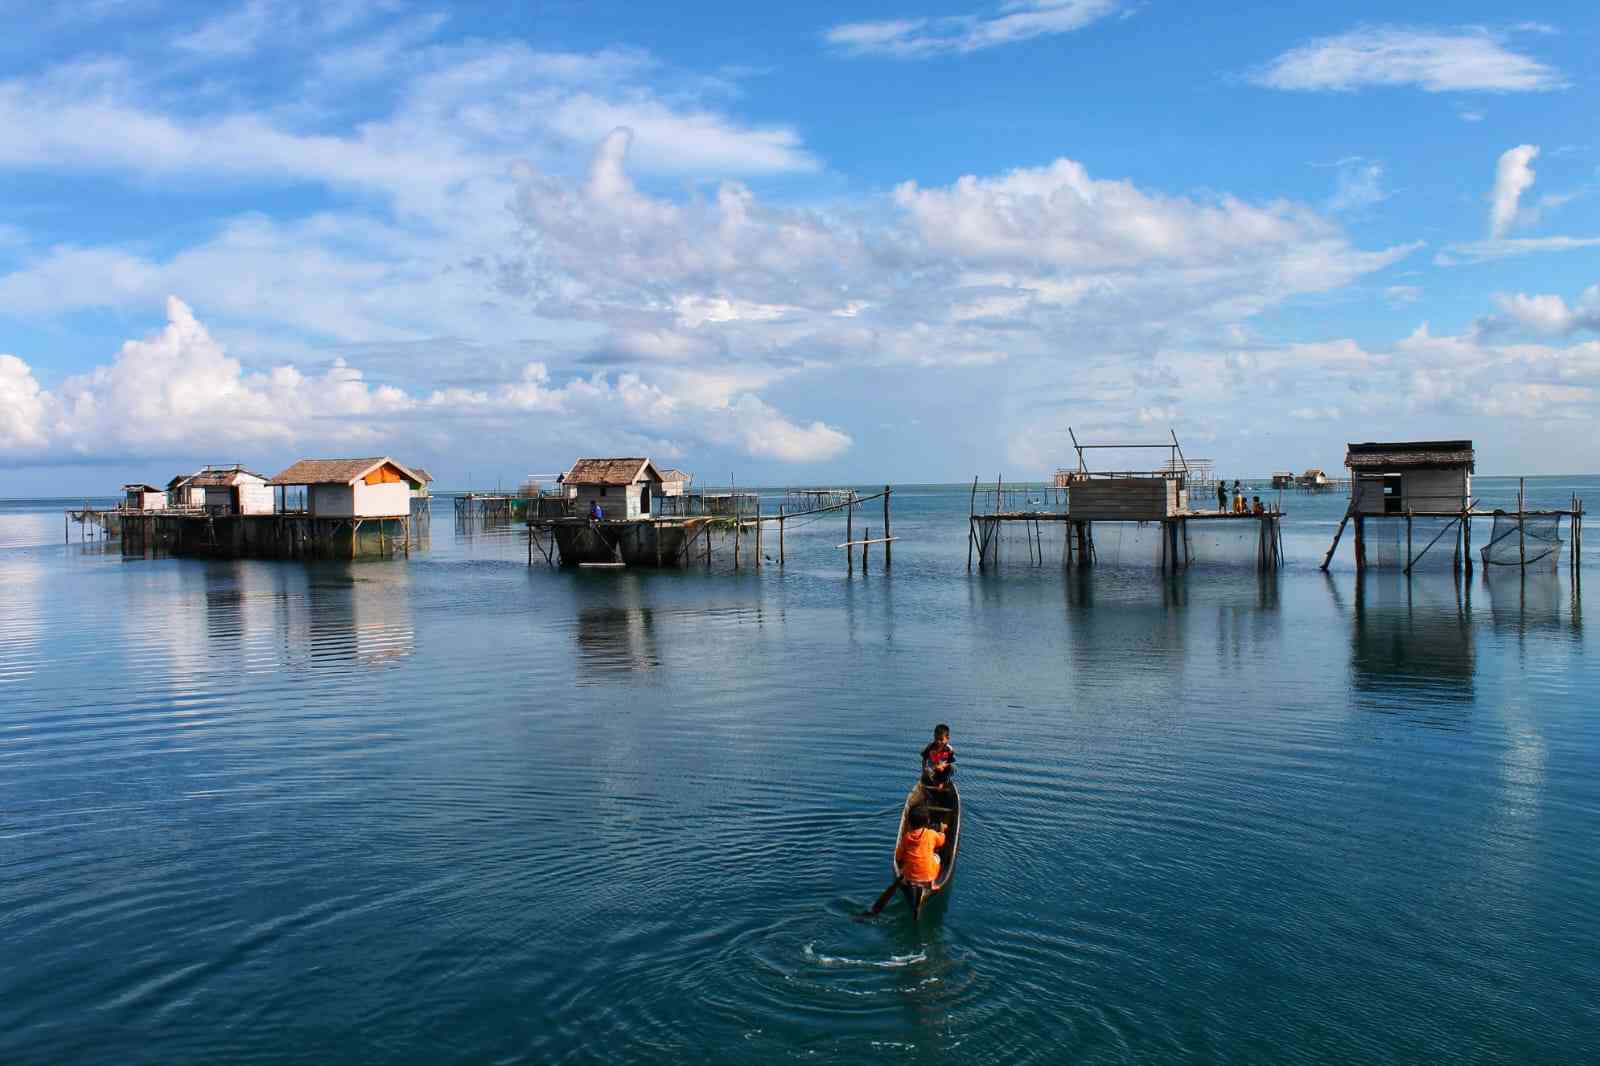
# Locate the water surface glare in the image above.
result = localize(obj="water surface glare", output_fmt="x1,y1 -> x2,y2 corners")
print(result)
1,482 -> 1597,1063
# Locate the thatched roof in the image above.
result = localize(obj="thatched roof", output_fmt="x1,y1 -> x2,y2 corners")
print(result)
657,468 -> 692,484
268,457 -> 426,487
1346,441 -> 1474,471
562,458 -> 662,486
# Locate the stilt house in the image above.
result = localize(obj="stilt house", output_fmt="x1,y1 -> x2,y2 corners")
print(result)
123,484 -> 167,511
189,465 -> 274,515
1346,441 -> 1473,515
658,469 -> 693,497
166,473 -> 205,509
268,457 -> 427,518
560,458 -> 666,520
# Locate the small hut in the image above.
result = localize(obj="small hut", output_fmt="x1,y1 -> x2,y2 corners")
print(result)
122,484 -> 166,511
561,458 -> 665,520
166,473 -> 205,509
1346,441 -> 1472,515
187,465 -> 273,515
1297,468 -> 1328,489
1271,472 -> 1295,490
268,457 -> 427,518
658,469 -> 693,497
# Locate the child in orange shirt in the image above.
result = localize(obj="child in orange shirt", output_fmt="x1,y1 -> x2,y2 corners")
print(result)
895,805 -> 947,885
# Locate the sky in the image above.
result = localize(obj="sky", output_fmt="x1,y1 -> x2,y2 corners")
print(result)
1,0 -> 1597,493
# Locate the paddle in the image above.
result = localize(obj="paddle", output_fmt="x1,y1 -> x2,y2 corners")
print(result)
866,878 -> 901,916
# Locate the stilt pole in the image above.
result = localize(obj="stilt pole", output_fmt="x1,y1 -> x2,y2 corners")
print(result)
884,486 -> 893,571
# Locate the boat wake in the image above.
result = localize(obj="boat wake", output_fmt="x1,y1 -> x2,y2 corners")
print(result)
803,942 -> 926,968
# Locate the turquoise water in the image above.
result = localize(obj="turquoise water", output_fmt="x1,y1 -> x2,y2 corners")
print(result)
1,479 -> 1596,1063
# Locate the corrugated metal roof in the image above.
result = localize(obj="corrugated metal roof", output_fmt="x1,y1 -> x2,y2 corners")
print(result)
123,483 -> 162,492
657,468 -> 692,483
189,466 -> 268,487
1345,440 -> 1474,469
413,467 -> 434,483
563,458 -> 661,485
268,457 -> 425,486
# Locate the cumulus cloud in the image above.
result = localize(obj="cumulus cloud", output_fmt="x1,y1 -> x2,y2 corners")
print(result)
0,297 -> 852,465
826,0 -> 1123,59
1492,286 -> 1600,336
1253,26 -> 1564,93
1489,144 -> 1539,237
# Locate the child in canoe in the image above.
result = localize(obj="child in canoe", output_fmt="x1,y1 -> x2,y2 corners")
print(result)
920,724 -> 955,793
895,805 -> 947,885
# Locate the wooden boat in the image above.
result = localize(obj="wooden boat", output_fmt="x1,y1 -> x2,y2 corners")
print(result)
892,781 -> 961,918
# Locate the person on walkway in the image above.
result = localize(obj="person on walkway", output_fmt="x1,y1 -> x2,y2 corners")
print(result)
588,499 -> 603,521
895,805 -> 947,885
1252,496 -> 1265,515
1232,481 -> 1245,513
920,724 -> 956,793
1216,478 -> 1228,512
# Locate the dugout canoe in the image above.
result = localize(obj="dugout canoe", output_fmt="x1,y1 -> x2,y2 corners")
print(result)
892,781 -> 961,918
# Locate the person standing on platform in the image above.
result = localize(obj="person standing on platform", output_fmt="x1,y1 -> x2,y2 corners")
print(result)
1217,478 -> 1228,512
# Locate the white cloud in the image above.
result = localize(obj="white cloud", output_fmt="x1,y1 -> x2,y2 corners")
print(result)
0,297 -> 852,465
826,0 -> 1122,59
1253,26 -> 1564,93
1385,284 -> 1422,306
1489,144 -> 1539,237
1437,235 -> 1600,265
1326,158 -> 1389,214
1492,286 -> 1600,336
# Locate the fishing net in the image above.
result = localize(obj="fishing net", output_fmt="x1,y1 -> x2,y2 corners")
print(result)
1360,516 -> 1463,571
971,517 -> 1069,567
973,517 -> 1277,570
1480,512 -> 1563,568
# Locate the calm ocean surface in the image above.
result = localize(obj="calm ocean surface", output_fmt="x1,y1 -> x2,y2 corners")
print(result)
2,478 -> 1596,1064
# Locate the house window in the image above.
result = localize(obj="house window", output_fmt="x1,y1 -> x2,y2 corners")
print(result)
599,485 -> 607,496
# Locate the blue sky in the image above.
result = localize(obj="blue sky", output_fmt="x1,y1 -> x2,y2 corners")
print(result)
1,0 -> 1597,492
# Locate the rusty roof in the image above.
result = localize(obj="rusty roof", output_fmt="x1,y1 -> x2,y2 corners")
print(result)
268,457 -> 425,487
562,458 -> 662,485
1345,441 -> 1474,470
189,466 -> 268,487
657,468 -> 692,483
412,467 -> 434,483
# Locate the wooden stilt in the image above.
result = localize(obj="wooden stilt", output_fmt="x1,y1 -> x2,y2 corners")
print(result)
1406,510 -> 1413,574
1354,515 -> 1365,571
779,507 -> 785,566
847,498 -> 853,575
884,486 -> 893,571
755,499 -> 762,570
863,527 -> 870,575
1518,478 -> 1526,569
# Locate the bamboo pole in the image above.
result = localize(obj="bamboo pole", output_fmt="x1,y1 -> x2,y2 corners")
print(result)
863,526 -> 869,575
967,476 -> 978,571
847,497 -> 854,575
883,486 -> 892,571
755,497 -> 762,571
1406,510 -> 1413,573
1464,506 -> 1473,575
778,506 -> 785,566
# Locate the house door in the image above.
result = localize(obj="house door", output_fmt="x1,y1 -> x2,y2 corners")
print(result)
1383,474 -> 1403,514
640,483 -> 651,516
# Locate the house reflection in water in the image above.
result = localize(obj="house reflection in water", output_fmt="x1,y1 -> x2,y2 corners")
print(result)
1350,573 -> 1475,718
574,601 -> 660,681
303,565 -> 416,667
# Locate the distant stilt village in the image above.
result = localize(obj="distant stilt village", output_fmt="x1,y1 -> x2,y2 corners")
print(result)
68,431 -> 1583,580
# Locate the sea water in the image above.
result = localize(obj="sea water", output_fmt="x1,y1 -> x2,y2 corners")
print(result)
1,478 -> 1596,1063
